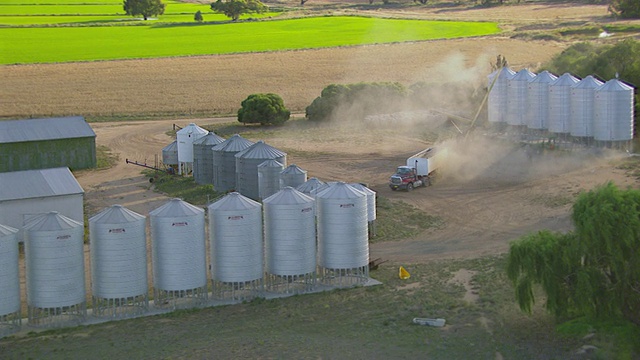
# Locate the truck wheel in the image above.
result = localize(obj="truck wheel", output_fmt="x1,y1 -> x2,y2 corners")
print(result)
406,183 -> 413,191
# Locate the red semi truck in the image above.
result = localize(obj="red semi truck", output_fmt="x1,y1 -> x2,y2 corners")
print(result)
389,147 -> 439,191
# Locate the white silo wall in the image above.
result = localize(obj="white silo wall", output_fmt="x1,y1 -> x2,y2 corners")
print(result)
162,140 -> 179,166
258,159 -> 284,201
349,183 -> 377,221
236,141 -> 287,201
487,67 -> 515,123
212,134 -> 255,192
0,224 -> 19,317
150,199 -> 207,292
507,69 -> 536,126
548,73 -> 579,134
526,70 -> 557,130
280,164 -> 308,189
317,183 -> 369,269
24,212 -> 85,309
89,205 -> 148,299
594,79 -> 634,142
208,192 -> 263,283
177,123 -> 208,163
570,76 -> 603,137
263,187 -> 316,276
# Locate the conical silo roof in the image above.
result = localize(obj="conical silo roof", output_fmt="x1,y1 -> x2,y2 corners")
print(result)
511,68 -> 536,81
149,198 -> 204,217
316,182 -> 366,199
296,177 -> 325,194
176,123 -> 208,137
89,204 -> 145,224
208,192 -> 261,211
263,186 -> 314,205
235,140 -> 287,159
212,134 -> 254,153
551,73 -> 579,86
162,140 -> 178,152
281,164 -> 305,175
572,75 -> 603,89
529,70 -> 556,84
24,211 -> 82,231
597,78 -> 634,92
194,131 -> 225,146
257,159 -> 283,168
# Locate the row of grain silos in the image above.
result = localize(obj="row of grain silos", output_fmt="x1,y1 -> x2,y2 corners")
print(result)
487,67 -> 635,144
0,181 -> 376,335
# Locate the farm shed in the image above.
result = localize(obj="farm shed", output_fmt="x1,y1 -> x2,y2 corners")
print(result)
0,167 -> 84,241
0,116 -> 96,173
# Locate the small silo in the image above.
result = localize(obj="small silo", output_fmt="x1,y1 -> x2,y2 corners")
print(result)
0,224 -> 20,337
548,73 -> 579,134
235,141 -> 287,201
211,134 -> 255,193
507,69 -> 536,127
193,131 -> 225,185
149,199 -> 207,309
176,123 -> 208,175
349,183 -> 377,238
526,70 -> 557,131
280,164 -> 307,189
487,67 -> 515,124
316,182 -> 369,287
594,79 -> 634,144
24,212 -> 86,327
263,187 -> 316,294
570,75 -> 604,138
162,140 -> 179,167
296,177 -> 325,196
89,205 -> 148,319
258,159 -> 284,201
208,192 -> 263,300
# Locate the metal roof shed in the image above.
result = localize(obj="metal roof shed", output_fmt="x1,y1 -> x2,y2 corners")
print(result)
0,167 -> 84,241
0,116 -> 96,172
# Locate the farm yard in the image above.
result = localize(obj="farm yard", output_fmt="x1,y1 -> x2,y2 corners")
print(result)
2,0 -> 640,359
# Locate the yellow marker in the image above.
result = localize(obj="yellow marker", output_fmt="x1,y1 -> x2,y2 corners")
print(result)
399,266 -> 410,279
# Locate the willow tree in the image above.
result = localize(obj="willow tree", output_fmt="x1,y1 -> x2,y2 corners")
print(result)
507,182 -> 640,325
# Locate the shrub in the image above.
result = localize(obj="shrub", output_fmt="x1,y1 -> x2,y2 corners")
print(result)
237,93 -> 290,125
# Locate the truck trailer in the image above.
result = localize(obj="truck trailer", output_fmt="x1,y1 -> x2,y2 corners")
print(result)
389,147 -> 439,191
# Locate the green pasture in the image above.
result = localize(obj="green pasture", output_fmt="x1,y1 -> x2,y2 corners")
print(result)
0,0 -> 121,4
0,12 -> 277,25
1,16 -> 500,64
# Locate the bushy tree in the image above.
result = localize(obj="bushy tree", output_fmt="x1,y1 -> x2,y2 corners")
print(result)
237,93 -> 290,126
123,0 -> 165,20
210,0 -> 267,21
609,0 -> 640,19
194,10 -> 204,22
507,182 -> 640,325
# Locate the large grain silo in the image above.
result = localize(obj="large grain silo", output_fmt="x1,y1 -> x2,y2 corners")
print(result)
208,192 -> 263,300
263,187 -> 316,294
280,164 -> 307,189
570,75 -> 604,139
296,177 -> 325,196
162,140 -> 178,167
89,205 -> 148,319
526,70 -> 557,131
193,132 -> 225,185
24,212 -> 86,328
316,182 -> 369,287
176,123 -> 208,175
507,69 -> 536,127
235,141 -> 287,201
548,73 -> 579,134
487,67 -> 515,124
258,159 -> 284,201
349,183 -> 377,238
212,134 -> 255,193
149,199 -> 207,309
0,224 -> 20,337
594,79 -> 634,145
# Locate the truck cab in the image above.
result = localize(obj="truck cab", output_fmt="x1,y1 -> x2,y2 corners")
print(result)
389,165 -> 425,191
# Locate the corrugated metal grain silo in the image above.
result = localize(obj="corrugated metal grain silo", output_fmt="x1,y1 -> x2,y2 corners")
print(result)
507,69 -> 536,126
149,199 -> 207,309
193,132 -> 225,185
24,212 -> 86,327
295,177 -> 325,196
211,134 -> 254,193
162,140 -> 178,166
235,141 -> 287,201
280,164 -> 307,189
548,73 -> 579,134
349,183 -> 377,238
263,187 -> 316,294
0,224 -> 20,337
176,123 -> 208,174
487,67 -> 515,124
316,182 -> 369,287
594,79 -> 634,143
208,192 -> 263,300
526,70 -> 557,130
570,75 -> 604,138
258,159 -> 284,201
89,205 -> 148,319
